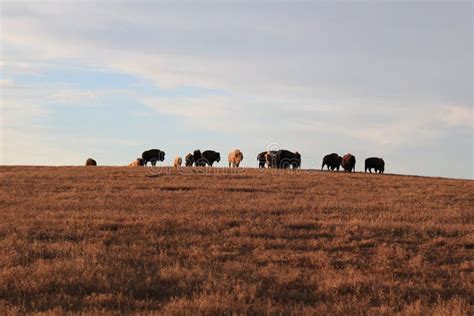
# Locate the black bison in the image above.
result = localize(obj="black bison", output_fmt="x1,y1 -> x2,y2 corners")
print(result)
365,157 -> 385,173
185,153 -> 194,166
341,154 -> 356,172
268,150 -> 301,169
193,150 -> 204,166
142,149 -> 165,166
85,158 -> 97,166
200,150 -> 221,166
322,153 -> 342,171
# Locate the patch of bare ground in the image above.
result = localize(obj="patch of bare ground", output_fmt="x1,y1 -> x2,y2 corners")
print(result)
0,166 -> 472,314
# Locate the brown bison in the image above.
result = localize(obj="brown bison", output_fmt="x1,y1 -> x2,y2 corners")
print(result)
128,158 -> 144,166
142,149 -> 165,166
265,151 -> 278,168
228,149 -> 244,167
268,150 -> 301,169
174,156 -> 183,167
185,153 -> 194,166
257,151 -> 269,168
365,157 -> 385,173
341,154 -> 356,172
85,158 -> 97,166
322,153 -> 342,171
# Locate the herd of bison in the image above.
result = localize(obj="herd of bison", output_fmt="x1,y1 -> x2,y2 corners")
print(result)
85,148 -> 385,173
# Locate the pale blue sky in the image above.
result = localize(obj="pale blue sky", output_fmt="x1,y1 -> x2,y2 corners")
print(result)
0,1 -> 472,178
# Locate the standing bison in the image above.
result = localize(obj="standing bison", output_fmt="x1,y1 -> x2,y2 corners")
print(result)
341,154 -> 356,172
365,157 -> 385,173
142,149 -> 165,166
322,153 -> 342,171
193,150 -> 204,166
257,151 -> 270,168
85,158 -> 97,166
267,150 -> 301,169
257,150 -> 278,168
200,150 -> 221,166
185,153 -> 194,166
228,149 -> 244,167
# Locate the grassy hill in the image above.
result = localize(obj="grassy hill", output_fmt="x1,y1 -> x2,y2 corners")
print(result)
0,166 -> 472,314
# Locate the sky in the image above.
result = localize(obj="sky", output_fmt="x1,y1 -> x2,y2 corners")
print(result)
0,1 -> 472,179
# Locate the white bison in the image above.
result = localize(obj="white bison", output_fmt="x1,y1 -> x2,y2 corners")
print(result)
174,156 -> 183,167
228,149 -> 244,167
128,158 -> 144,166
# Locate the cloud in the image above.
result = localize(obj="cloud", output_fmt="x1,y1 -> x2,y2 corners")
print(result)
438,105 -> 473,128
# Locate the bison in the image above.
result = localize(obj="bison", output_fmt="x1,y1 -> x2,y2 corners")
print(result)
174,156 -> 183,167
265,151 -> 278,168
365,157 -> 385,173
228,149 -> 244,167
341,154 -> 356,172
185,153 -> 194,166
85,158 -> 97,166
322,153 -> 342,171
257,151 -> 269,168
200,150 -> 221,166
142,149 -> 165,166
128,158 -> 144,166
268,150 -> 301,169
193,150 -> 204,166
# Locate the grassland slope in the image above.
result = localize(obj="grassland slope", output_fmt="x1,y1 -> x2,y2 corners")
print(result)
0,166 -> 472,314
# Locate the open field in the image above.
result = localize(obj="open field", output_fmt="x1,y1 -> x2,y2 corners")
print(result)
0,166 -> 473,314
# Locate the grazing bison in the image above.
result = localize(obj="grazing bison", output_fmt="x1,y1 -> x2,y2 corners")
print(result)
174,156 -> 183,167
128,158 -> 144,166
193,150 -> 204,166
228,149 -> 244,167
200,150 -> 221,166
85,158 -> 97,166
257,151 -> 269,168
185,153 -> 194,166
365,157 -> 385,173
322,153 -> 342,171
142,149 -> 165,166
341,154 -> 356,172
268,150 -> 301,169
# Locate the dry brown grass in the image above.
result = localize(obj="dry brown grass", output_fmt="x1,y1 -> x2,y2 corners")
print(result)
0,166 -> 473,314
